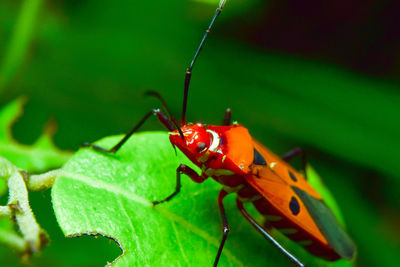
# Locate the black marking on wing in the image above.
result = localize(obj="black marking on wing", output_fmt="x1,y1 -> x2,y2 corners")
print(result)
289,171 -> 298,182
253,148 -> 267,165
289,196 -> 300,215
292,186 -> 356,260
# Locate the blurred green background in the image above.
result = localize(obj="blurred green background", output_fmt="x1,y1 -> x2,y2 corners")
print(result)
0,0 -> 399,266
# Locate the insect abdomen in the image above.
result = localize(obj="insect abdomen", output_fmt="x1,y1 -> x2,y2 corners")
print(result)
252,197 -> 341,261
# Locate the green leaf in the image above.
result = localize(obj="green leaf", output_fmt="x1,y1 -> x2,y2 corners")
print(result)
0,98 -> 71,172
53,132 -> 354,266
306,164 -> 345,226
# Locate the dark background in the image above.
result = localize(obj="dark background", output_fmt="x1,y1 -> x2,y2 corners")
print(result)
0,0 -> 399,266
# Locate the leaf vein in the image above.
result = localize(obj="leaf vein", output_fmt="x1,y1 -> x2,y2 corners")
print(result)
117,197 -> 147,264
61,171 -> 245,266
171,221 -> 189,266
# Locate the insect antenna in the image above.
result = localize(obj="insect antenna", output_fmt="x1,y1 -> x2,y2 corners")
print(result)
181,0 -> 227,125
145,90 -> 185,140
145,91 -> 175,120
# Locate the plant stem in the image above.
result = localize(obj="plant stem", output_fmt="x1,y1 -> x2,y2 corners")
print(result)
28,169 -> 62,191
0,228 -> 27,251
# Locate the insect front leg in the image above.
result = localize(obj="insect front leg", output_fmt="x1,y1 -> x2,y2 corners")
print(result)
282,147 -> 307,177
214,189 -> 230,267
82,109 -> 175,154
222,108 -> 232,126
236,199 -> 305,267
152,164 -> 206,205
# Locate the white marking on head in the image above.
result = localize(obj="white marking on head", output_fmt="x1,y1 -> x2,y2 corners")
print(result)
206,129 -> 220,152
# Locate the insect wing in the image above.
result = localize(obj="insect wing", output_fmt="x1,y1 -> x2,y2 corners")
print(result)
246,140 -> 355,260
245,168 -> 327,243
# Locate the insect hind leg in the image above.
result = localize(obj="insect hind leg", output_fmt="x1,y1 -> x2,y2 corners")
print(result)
236,199 -> 305,267
213,189 -> 230,267
81,109 -> 174,154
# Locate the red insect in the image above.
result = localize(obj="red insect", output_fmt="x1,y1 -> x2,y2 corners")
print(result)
83,0 -> 356,266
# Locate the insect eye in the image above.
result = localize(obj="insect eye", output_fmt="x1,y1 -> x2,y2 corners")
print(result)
196,142 -> 207,152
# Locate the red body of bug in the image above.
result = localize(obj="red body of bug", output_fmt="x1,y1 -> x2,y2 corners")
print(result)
170,123 -> 355,262
84,0 -> 356,266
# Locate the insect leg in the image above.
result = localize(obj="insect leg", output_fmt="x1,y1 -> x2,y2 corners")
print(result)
282,147 -> 307,176
222,108 -> 232,126
152,164 -> 206,205
82,109 -> 175,154
236,199 -> 305,267
181,0 -> 227,124
214,189 -> 230,267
